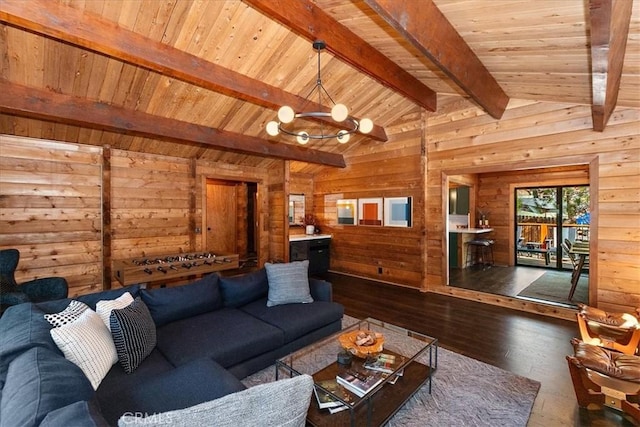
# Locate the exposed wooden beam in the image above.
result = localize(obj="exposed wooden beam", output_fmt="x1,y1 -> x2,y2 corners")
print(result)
363,0 -> 509,120
0,82 -> 346,168
244,0 -> 437,112
0,0 -> 386,142
589,0 -> 633,132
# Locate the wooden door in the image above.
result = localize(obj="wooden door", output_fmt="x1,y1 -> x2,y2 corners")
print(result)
206,180 -> 237,254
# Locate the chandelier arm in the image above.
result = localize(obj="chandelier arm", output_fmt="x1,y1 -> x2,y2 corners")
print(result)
277,112 -> 360,140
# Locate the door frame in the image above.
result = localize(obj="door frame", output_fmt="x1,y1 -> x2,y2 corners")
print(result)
200,174 -> 266,267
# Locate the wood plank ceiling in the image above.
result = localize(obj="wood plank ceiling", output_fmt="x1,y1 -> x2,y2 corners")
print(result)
0,0 -> 637,173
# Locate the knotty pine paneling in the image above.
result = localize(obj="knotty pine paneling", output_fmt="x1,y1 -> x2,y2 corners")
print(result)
0,135 -> 103,297
110,149 -> 192,265
427,96 -> 640,313
314,115 -> 425,289
268,161 -> 286,263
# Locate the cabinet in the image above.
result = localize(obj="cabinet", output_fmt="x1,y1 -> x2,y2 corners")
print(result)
289,237 -> 331,275
449,186 -> 469,215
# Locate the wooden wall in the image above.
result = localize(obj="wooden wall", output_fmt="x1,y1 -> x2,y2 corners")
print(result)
0,135 -> 103,297
0,135 -> 274,296
314,111 -> 426,289
268,161 -> 286,263
427,97 -> 640,314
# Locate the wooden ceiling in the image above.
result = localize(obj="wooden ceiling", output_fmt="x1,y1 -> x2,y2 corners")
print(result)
0,0 -> 637,172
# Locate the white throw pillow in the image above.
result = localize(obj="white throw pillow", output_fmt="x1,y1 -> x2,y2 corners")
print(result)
96,292 -> 134,331
50,309 -> 118,390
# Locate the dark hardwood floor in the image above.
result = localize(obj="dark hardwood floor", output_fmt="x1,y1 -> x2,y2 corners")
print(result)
320,272 -> 636,427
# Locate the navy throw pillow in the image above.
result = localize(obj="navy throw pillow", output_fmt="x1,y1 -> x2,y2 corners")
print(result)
110,297 -> 156,374
141,273 -> 221,327
218,268 -> 268,308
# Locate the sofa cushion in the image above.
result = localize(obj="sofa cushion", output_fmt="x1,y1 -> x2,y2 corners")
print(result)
110,297 -> 157,374
0,347 -> 94,427
77,285 -> 142,311
117,374 -> 313,427
155,308 -> 283,368
141,274 -> 221,327
44,300 -> 90,327
97,349 -> 174,402
265,260 -> 313,307
100,357 -> 246,426
0,303 -> 58,392
50,309 -> 118,390
218,268 -> 268,308
40,400 -> 109,427
241,298 -> 344,343
96,291 -> 134,330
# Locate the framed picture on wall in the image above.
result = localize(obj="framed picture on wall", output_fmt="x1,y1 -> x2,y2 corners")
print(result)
336,199 -> 357,225
384,197 -> 412,227
358,198 -> 383,226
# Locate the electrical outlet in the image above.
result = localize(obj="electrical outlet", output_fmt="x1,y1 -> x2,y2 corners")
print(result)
377,267 -> 383,274
195,227 -> 201,234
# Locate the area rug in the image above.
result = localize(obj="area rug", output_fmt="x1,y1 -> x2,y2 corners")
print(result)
517,270 -> 588,305
242,316 -> 540,426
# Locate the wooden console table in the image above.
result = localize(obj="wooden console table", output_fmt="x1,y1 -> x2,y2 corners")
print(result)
114,252 -> 239,286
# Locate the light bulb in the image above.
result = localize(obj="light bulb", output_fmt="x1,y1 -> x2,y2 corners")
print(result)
359,118 -> 373,134
266,121 -> 280,136
278,106 -> 295,124
331,104 -> 349,122
337,130 -> 350,144
296,131 -> 309,145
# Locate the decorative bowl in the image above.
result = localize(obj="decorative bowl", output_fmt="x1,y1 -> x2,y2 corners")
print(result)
338,330 -> 384,358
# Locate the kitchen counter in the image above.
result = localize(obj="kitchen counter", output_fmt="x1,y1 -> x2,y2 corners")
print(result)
289,234 -> 332,241
449,228 -> 493,234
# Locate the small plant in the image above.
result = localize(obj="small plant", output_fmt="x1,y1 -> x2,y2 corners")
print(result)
302,214 -> 316,226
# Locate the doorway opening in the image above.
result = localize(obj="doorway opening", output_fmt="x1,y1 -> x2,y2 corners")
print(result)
205,179 -> 259,269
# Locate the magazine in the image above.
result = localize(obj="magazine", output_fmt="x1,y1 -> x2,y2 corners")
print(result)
336,369 -> 385,397
363,353 -> 405,374
314,380 -> 349,409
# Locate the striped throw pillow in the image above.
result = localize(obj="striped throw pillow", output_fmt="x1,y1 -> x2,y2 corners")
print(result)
110,297 -> 156,374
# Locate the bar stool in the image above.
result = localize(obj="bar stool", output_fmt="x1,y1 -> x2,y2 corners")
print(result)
466,239 -> 495,269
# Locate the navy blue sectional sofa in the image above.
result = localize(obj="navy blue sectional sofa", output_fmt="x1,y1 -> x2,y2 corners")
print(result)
0,268 -> 344,426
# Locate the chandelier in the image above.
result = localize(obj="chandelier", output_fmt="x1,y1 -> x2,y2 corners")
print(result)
265,40 -> 373,145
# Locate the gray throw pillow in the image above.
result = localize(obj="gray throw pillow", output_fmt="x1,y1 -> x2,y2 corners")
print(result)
264,260 -> 313,307
117,374 -> 314,427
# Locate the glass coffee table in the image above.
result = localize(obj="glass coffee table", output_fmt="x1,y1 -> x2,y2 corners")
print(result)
276,318 -> 438,426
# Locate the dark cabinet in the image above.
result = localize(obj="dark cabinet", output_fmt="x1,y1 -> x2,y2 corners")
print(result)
449,186 -> 470,215
289,238 -> 331,275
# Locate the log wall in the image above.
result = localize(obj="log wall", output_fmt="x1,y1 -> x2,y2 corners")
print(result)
0,135 -> 103,297
314,111 -> 426,289
427,97 -> 640,313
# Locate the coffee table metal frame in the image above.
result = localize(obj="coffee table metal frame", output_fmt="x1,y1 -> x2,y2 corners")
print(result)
276,317 -> 438,427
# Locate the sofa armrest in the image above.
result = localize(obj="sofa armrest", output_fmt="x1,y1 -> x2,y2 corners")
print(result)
309,278 -> 333,302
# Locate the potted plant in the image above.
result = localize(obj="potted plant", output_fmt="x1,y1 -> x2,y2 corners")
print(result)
302,214 -> 316,235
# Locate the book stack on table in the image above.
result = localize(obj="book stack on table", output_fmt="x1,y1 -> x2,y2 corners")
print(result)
336,369 -> 386,398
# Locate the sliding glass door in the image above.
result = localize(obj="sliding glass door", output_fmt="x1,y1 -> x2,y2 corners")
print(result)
515,185 -> 589,269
